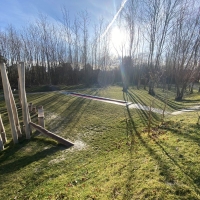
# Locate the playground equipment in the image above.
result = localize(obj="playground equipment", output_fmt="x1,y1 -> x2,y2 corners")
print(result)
0,59 -> 74,150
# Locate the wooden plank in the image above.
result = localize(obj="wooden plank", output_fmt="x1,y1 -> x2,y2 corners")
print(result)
18,62 -> 31,139
0,133 -> 3,151
18,78 -> 22,108
0,114 -> 7,144
0,62 -> 18,143
8,81 -> 22,137
30,122 -> 74,148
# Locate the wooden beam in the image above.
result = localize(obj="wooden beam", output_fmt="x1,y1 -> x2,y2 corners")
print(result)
8,81 -> 22,137
18,78 -> 22,108
0,62 -> 18,143
18,62 -> 31,139
0,114 -> 7,144
29,122 -> 74,148
0,133 -> 3,151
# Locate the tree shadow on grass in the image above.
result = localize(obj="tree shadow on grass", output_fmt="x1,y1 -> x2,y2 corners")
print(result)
25,91 -> 93,139
46,90 -> 99,138
0,137 -> 69,181
126,90 -> 160,125
122,91 -> 200,199
126,91 -> 149,119
162,122 -> 200,141
27,92 -> 57,106
29,91 -> 77,110
155,94 -> 184,110
158,122 -> 200,187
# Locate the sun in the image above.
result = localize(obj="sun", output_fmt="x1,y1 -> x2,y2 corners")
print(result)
110,26 -> 127,54
111,26 -> 127,47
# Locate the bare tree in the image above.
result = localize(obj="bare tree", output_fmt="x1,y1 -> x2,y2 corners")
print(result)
142,0 -> 181,95
79,11 -> 90,70
121,0 -> 139,57
36,14 -> 53,84
62,8 -> 73,63
7,25 -> 22,64
168,4 -> 200,100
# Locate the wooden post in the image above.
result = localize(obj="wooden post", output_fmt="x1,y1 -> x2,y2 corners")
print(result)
0,62 -> 18,143
18,62 -> 31,139
28,103 -> 33,112
8,82 -> 22,137
0,133 -> 3,151
18,78 -> 22,108
0,114 -> 7,144
32,106 -> 36,113
38,106 -> 45,128
28,103 -> 32,134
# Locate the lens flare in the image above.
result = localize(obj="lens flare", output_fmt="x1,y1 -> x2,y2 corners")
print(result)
100,0 -> 129,39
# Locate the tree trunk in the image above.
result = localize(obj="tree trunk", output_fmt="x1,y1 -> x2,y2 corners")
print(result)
148,80 -> 155,96
190,82 -> 194,94
137,72 -> 141,89
175,86 -> 185,101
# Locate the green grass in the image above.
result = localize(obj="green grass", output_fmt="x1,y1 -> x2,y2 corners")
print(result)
25,84 -> 90,93
0,86 -> 200,199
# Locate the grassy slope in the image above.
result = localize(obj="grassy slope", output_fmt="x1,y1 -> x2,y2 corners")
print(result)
0,86 -> 200,199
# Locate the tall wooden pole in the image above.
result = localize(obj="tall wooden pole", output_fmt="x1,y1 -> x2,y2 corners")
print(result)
0,132 -> 3,151
0,62 -> 18,143
8,80 -> 22,137
0,114 -> 7,144
18,62 -> 31,139
18,78 -> 22,107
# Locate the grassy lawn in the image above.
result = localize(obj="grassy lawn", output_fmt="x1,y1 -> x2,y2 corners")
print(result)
0,86 -> 200,199
24,84 -> 90,93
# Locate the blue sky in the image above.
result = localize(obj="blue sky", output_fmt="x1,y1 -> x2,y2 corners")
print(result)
0,0 -> 122,31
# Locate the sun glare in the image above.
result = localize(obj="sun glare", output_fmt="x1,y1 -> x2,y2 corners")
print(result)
110,26 -> 127,54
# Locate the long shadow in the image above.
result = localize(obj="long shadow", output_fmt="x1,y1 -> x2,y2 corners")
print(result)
0,146 -> 58,177
155,94 -> 185,110
153,137 -> 200,188
0,139 -> 68,181
27,92 -> 54,104
42,93 -> 74,114
122,91 -> 200,199
47,90 -> 98,137
60,90 -> 100,131
125,92 -> 149,126
0,134 -> 64,158
29,92 -> 62,108
50,97 -> 90,134
0,90 -> 92,161
158,123 -> 200,186
122,92 -> 137,199
160,122 -> 200,144
129,91 -> 160,122
123,92 -> 136,147
181,99 -> 200,104
157,138 -> 200,187
126,91 -> 160,126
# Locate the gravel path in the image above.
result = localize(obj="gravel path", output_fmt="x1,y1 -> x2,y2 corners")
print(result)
61,91 -> 200,115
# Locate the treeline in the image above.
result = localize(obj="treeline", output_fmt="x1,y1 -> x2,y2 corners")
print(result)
0,0 -> 200,100
5,62 -> 121,88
